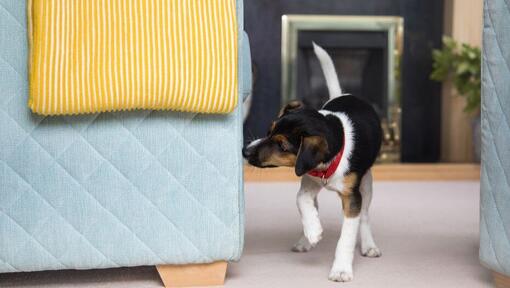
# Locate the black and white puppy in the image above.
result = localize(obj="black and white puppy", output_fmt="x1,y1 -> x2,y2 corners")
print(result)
242,43 -> 382,282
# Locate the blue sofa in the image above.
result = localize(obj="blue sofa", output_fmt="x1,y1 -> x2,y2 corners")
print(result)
480,0 -> 510,285
0,0 -> 250,281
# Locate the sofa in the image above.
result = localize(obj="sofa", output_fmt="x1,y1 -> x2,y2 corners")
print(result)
480,0 -> 510,287
0,0 -> 251,286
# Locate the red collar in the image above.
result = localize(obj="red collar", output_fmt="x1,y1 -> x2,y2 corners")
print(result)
307,138 -> 344,180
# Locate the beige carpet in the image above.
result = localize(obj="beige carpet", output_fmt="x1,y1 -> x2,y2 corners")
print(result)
0,181 -> 492,288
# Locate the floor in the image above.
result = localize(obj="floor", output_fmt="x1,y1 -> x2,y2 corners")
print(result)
0,181 -> 493,288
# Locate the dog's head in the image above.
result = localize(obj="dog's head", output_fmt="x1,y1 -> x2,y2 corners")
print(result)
243,101 -> 341,176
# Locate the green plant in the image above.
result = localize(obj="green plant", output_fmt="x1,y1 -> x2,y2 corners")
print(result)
431,37 -> 481,113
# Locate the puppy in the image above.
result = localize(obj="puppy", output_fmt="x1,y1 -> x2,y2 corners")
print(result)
242,43 -> 382,282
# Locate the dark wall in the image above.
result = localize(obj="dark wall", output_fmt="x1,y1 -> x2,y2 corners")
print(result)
243,0 -> 444,162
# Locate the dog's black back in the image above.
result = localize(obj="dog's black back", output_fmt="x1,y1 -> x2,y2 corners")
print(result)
323,95 -> 382,176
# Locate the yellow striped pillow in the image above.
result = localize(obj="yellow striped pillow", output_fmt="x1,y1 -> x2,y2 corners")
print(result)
28,0 -> 238,115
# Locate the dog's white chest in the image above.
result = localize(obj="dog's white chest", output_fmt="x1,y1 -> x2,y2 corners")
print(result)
306,175 -> 346,194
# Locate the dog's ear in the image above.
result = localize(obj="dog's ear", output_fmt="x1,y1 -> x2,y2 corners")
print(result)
278,101 -> 304,117
295,136 -> 329,176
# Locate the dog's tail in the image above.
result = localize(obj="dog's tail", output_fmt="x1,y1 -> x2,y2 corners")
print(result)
313,42 -> 343,99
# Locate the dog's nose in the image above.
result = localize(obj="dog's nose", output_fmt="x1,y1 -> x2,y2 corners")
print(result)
242,147 -> 251,158
243,139 -> 262,159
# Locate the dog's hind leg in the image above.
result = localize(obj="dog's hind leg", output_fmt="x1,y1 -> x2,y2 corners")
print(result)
329,173 -> 362,282
359,170 -> 381,257
292,177 -> 322,252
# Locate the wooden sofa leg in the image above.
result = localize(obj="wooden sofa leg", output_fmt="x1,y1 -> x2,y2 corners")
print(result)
494,271 -> 510,288
156,261 -> 227,287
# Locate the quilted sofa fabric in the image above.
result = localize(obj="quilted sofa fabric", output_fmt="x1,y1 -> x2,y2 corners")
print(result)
0,0 -> 248,273
480,0 -> 510,277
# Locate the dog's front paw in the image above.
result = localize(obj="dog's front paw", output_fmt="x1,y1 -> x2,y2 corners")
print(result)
361,247 -> 382,258
291,236 -> 314,252
328,269 -> 354,282
303,225 -> 323,247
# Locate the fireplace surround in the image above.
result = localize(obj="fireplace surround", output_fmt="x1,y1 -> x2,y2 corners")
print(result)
281,15 -> 403,162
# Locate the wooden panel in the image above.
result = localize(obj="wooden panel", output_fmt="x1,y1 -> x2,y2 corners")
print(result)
244,164 -> 480,182
450,0 -> 483,45
156,261 -> 227,287
441,0 -> 483,162
441,83 -> 474,162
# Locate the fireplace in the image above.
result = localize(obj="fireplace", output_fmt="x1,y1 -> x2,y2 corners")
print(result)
297,34 -> 387,111
243,0 -> 444,162
281,16 -> 403,162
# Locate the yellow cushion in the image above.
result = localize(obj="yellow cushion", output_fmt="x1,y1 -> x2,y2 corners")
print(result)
28,0 -> 238,115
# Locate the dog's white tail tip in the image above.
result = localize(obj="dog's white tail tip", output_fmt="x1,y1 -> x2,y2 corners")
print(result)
312,42 -> 343,99
312,41 -> 319,50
